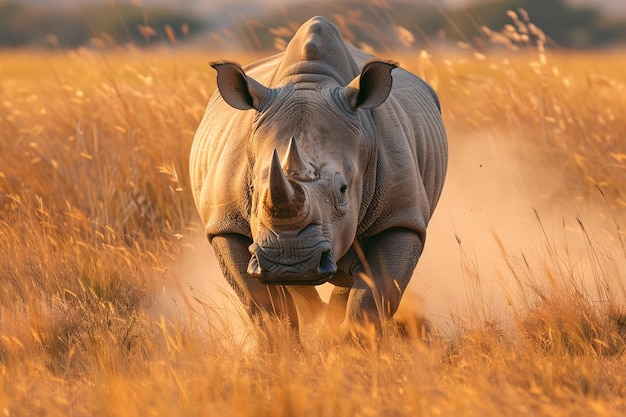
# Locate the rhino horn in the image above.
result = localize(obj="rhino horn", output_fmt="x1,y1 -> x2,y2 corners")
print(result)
267,149 -> 296,211
281,137 -> 317,181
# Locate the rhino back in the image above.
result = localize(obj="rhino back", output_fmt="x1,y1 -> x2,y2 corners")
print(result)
248,18 -> 360,88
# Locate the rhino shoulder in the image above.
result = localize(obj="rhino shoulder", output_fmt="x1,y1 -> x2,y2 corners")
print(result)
355,61 -> 447,240
190,96 -> 255,238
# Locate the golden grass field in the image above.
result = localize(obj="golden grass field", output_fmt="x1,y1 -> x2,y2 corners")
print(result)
2,19 -> 626,416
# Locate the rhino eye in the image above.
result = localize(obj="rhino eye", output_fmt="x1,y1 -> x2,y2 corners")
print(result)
334,173 -> 348,208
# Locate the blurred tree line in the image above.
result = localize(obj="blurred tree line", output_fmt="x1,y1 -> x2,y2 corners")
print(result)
255,0 -> 626,50
0,1 -> 207,47
430,0 -> 626,48
0,0 -> 624,49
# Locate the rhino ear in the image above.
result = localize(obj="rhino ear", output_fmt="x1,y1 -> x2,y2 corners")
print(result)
210,61 -> 272,111
344,60 -> 398,110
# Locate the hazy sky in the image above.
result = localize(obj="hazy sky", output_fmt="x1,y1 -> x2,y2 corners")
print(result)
20,0 -> 626,15
194,0 -> 626,14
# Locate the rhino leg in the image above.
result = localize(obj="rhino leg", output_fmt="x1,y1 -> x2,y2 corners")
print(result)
210,234 -> 299,343
286,286 -> 326,325
326,284 -> 350,332
340,228 -> 424,341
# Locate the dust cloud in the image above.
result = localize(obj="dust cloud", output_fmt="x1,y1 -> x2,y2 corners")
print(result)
410,131 -> 626,334
152,232 -> 250,338
407,132 -> 544,332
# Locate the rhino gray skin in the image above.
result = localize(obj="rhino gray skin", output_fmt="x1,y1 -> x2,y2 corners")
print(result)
190,16 -> 447,339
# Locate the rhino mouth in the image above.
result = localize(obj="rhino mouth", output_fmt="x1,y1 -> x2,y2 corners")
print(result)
247,239 -> 337,285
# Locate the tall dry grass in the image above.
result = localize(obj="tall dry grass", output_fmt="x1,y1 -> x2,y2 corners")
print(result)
1,14 -> 626,416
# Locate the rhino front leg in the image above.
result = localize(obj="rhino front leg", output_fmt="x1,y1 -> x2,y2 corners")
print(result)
326,284 -> 350,332
210,234 -> 299,343
340,228 -> 424,340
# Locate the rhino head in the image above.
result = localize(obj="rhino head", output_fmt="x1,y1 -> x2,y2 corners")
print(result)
211,59 -> 396,285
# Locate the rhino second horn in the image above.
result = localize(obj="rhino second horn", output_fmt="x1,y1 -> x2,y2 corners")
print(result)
267,149 -> 296,210
281,137 -> 317,181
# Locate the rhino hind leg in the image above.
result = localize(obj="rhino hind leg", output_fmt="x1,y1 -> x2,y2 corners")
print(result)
340,228 -> 424,342
210,234 -> 300,344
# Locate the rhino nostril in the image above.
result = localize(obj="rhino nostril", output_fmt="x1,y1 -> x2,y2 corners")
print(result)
318,250 -> 337,275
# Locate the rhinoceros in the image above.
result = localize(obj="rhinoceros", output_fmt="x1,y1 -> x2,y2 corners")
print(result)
190,16 -> 447,341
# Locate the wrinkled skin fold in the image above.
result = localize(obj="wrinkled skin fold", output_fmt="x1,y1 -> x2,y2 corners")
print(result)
189,16 -> 447,343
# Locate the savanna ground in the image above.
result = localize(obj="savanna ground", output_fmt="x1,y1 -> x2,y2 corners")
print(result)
2,13 -> 626,417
